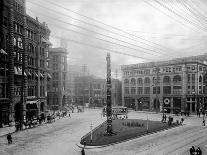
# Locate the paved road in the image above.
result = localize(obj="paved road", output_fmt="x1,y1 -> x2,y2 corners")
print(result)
0,109 -> 206,155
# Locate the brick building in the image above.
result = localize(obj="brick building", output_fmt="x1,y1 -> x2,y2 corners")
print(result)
0,0 -> 51,127
121,55 -> 207,114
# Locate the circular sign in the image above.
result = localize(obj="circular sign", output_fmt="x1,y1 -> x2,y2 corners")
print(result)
164,98 -> 170,105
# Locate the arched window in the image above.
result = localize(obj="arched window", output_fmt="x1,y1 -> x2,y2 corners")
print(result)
144,77 -> 150,84
18,38 -> 23,48
130,78 -> 136,85
163,76 -> 171,83
13,38 -> 17,46
124,79 -> 129,85
137,78 -> 143,85
173,75 -> 181,83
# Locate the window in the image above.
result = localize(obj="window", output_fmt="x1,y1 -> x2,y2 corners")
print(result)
173,86 -> 182,94
153,87 -> 160,94
137,78 -> 143,85
124,87 -> 129,94
53,55 -> 58,62
144,87 -> 150,94
192,74 -> 195,83
137,87 -> 143,94
13,38 -> 17,46
188,74 -> 190,83
124,79 -> 129,85
173,75 -> 181,83
199,76 -> 202,83
131,87 -> 136,94
130,78 -> 136,85
163,76 -> 171,83
144,77 -> 150,84
163,86 -> 171,94
17,38 -> 23,49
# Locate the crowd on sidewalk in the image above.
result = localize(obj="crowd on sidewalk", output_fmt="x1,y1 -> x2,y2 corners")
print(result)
0,110 -> 72,137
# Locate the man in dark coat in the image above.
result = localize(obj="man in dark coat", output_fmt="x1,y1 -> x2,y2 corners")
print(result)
7,133 -> 12,144
189,146 -> 195,155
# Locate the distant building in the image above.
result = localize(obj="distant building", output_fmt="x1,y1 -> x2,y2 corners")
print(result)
121,55 -> 207,113
47,47 -> 68,110
73,73 -> 122,107
0,0 -> 51,127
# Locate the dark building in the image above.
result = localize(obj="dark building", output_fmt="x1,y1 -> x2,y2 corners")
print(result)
0,0 -> 51,127
47,47 -> 68,111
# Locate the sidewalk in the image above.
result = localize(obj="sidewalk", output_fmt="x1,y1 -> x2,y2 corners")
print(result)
0,125 -> 15,137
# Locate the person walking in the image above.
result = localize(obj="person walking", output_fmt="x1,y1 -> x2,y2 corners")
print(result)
68,112 -> 70,118
7,133 -> 12,144
203,119 -> 205,126
196,147 -> 202,155
189,146 -> 195,155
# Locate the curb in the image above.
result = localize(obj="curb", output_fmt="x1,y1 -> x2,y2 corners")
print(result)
77,124 -> 183,149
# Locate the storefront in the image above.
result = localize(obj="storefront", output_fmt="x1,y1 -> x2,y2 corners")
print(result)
26,100 -> 38,120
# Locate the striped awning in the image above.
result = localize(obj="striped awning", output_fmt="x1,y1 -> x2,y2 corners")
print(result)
47,73 -> 52,79
0,49 -> 7,55
40,73 -> 44,78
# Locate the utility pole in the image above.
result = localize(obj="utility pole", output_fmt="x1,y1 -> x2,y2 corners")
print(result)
106,53 -> 112,134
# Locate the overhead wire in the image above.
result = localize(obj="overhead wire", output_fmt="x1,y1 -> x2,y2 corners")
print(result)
29,0 -> 177,55
154,0 -> 207,32
167,0 -> 207,29
50,34 -> 154,61
27,7 -> 170,57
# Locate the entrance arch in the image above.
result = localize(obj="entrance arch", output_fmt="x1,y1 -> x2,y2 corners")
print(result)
15,102 -> 21,121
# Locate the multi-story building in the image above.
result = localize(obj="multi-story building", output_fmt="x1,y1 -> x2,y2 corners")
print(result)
0,0 -> 51,127
47,47 -> 68,110
74,73 -> 122,107
121,55 -> 207,113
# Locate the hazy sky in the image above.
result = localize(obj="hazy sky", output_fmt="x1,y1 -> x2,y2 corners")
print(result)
26,0 -> 207,78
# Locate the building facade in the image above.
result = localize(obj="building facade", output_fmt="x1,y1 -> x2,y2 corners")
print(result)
121,56 -> 207,113
47,47 -> 68,110
73,73 -> 122,107
0,0 -> 51,127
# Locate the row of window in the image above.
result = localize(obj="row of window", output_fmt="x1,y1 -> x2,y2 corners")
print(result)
13,37 -> 23,49
124,86 -> 205,95
14,1 -> 24,13
14,22 -> 23,35
124,75 -> 182,85
123,65 -> 206,76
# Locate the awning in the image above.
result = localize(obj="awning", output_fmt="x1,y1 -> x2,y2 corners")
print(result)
27,71 -> 32,76
26,100 -> 38,104
14,67 -> 19,75
35,73 -> 38,78
41,38 -> 52,45
0,49 -> 7,55
47,73 -> 52,79
17,67 -> 27,76
40,73 -> 44,78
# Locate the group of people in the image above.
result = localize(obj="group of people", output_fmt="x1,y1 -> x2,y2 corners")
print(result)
190,146 -> 202,155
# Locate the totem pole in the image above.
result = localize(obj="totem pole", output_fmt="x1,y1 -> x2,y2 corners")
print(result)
106,53 -> 112,134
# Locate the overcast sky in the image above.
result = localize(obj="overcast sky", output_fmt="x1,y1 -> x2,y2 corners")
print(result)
26,0 -> 207,78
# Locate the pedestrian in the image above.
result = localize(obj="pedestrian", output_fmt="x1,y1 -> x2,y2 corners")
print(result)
189,146 -> 195,155
181,117 -> 184,124
203,119 -> 205,126
7,133 -> 12,144
196,147 -> 202,155
68,113 -> 70,118
81,148 -> 85,155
